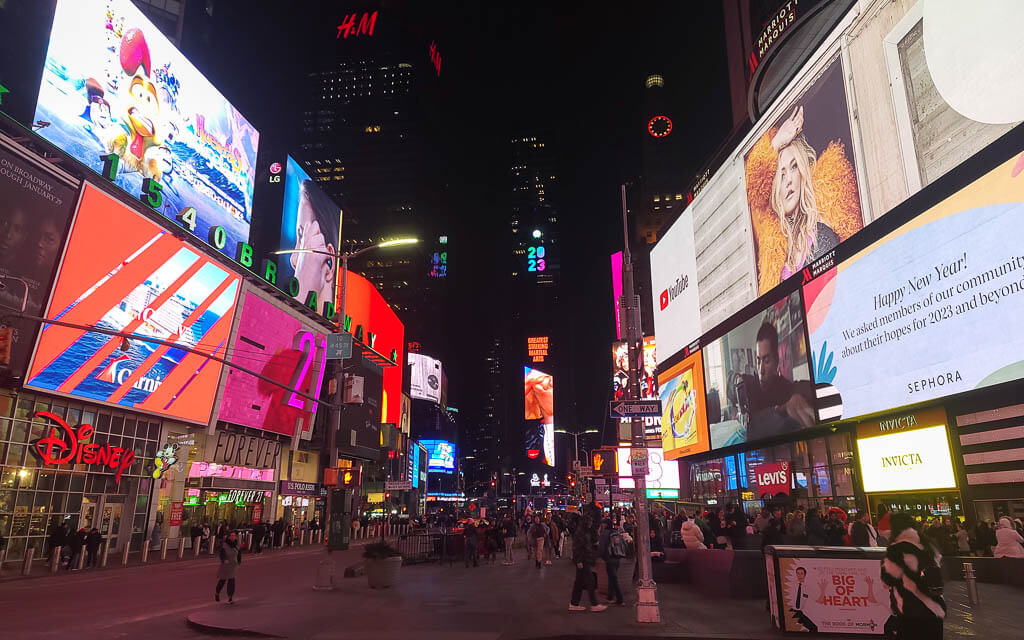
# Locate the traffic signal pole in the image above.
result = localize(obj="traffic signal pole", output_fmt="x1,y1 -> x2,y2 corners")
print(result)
621,184 -> 660,623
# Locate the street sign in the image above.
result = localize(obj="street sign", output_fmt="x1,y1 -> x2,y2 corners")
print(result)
384,480 -> 412,491
609,400 -> 661,418
572,460 -> 580,471
630,448 -> 649,476
326,332 -> 353,360
578,465 -> 594,477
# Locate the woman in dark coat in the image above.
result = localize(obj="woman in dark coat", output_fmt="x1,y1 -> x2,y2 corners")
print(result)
805,508 -> 827,546
215,531 -> 242,603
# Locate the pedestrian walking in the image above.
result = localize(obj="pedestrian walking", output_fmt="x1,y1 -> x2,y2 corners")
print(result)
544,515 -> 557,566
529,515 -> 546,569
501,514 -> 516,565
463,517 -> 479,568
880,513 -> 945,639
568,516 -> 606,612
850,510 -> 878,547
806,508 -> 826,546
85,528 -> 102,568
599,519 -> 626,606
215,531 -> 242,604
47,520 -> 67,564
66,527 -> 84,570
251,521 -> 264,554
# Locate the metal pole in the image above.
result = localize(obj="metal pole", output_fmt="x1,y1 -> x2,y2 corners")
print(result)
325,252 -> 348,556
621,183 -> 660,622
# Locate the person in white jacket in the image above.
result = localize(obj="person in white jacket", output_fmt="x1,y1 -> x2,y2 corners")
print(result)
680,515 -> 706,550
993,517 -> 1024,558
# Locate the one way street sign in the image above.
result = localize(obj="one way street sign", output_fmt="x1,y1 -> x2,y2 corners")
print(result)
609,400 -> 661,418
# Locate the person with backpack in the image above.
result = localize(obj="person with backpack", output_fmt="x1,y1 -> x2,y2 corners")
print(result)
881,513 -> 945,639
599,518 -> 626,606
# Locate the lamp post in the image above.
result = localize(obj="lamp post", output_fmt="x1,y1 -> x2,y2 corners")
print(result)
554,428 -> 599,466
274,237 -> 418,559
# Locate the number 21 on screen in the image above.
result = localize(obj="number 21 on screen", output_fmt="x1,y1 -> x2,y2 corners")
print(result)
286,332 -> 328,412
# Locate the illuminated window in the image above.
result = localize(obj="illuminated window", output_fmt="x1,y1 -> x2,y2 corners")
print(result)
653,196 -> 660,202
675,194 -> 683,200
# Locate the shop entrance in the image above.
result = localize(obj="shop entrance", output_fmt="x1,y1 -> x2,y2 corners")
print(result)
81,495 -> 126,550
868,491 -> 964,524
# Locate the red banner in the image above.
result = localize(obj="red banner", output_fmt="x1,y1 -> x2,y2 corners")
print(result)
169,501 -> 183,527
753,461 -> 791,497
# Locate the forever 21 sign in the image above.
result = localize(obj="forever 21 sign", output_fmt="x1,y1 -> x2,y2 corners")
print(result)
211,431 -> 282,469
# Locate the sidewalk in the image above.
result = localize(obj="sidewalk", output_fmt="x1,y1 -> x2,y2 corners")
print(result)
183,551 -> 1021,639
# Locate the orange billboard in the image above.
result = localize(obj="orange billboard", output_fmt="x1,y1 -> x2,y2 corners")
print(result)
658,351 -> 710,460
26,184 -> 242,424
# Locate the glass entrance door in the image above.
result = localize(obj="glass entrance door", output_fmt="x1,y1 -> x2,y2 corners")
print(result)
80,496 -> 99,532
99,500 -> 125,550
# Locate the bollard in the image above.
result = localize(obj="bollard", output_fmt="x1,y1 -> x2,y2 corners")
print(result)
141,540 -> 150,563
963,562 -> 981,605
208,536 -> 216,555
50,546 -> 62,573
22,547 -> 35,576
177,539 -> 186,559
77,548 -> 85,570
160,538 -> 169,560
101,541 -> 110,568
122,540 -> 131,566
194,536 -> 201,559
301,530 -> 306,545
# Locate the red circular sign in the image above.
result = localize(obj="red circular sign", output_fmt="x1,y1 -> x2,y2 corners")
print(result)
648,115 -> 672,138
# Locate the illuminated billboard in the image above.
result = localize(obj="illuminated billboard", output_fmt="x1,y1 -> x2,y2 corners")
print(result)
276,156 -> 340,309
342,271 -> 404,426
857,426 -> 956,493
804,149 -> 1024,422
524,366 -> 554,466
420,439 -> 456,474
408,353 -> 442,404
0,144 -> 78,381
703,289 -> 814,450
616,447 -> 680,490
26,184 -> 241,424
217,286 -> 329,438
612,336 -> 660,441
611,252 -> 623,339
33,0 -> 260,256
649,204 -> 700,360
658,350 -> 710,460
528,336 -> 549,363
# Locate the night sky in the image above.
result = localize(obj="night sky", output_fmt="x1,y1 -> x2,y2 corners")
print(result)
183,0 -> 735,438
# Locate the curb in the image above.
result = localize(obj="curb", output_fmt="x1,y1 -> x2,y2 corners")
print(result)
185,613 -> 283,637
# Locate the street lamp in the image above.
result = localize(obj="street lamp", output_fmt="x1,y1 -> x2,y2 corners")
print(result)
554,428 -> 599,466
274,237 -> 417,565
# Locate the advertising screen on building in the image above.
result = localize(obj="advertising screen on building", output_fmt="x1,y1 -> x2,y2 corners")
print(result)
611,251 -> 623,339
857,425 -> 956,493
612,336 -> 661,441
658,350 -> 710,460
420,439 -> 455,474
524,366 -> 554,466
342,271 -> 404,426
217,286 -> 329,437
616,447 -> 680,490
276,156 -> 340,309
26,184 -> 242,424
703,289 -> 814,450
33,0 -> 260,255
408,353 -> 442,404
805,149 -> 1024,422
649,205 -> 700,360
0,144 -> 78,382
744,55 -> 864,296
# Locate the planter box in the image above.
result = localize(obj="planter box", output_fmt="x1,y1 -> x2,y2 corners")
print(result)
365,555 -> 402,589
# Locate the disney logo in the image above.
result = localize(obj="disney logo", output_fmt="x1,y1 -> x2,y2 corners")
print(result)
31,411 -> 135,484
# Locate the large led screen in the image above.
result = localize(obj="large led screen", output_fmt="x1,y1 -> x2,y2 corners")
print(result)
343,271 -> 404,426
0,145 -> 78,381
611,251 -> 623,340
703,289 -> 814,450
805,149 -> 1024,422
33,0 -> 259,255
217,287 -> 328,437
612,336 -> 661,441
420,439 -> 456,474
649,205 -> 700,360
408,353 -> 442,404
744,55 -> 864,296
277,156 -> 340,309
857,426 -> 956,493
658,350 -> 710,460
524,366 -> 554,466
26,184 -> 241,424
616,447 -> 680,490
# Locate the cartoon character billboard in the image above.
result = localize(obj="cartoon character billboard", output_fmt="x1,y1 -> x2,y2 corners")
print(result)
32,0 -> 260,255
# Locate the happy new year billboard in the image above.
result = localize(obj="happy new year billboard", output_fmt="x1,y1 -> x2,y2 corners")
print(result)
33,0 -> 260,256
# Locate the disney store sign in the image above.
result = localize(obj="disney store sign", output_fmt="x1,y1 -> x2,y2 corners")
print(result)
31,411 -> 135,484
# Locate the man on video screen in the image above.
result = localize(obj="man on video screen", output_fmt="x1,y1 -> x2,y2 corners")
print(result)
736,322 -> 815,441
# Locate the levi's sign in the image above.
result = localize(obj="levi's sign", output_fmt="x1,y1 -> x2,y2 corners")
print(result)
610,400 -> 661,418
753,462 -> 790,497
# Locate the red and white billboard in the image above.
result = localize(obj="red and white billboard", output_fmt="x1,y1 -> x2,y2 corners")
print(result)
753,461 -> 791,498
342,272 -> 404,426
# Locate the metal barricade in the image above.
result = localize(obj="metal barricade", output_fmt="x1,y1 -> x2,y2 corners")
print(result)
394,531 -> 442,565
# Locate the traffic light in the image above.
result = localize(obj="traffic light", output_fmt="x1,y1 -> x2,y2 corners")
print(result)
0,327 -> 11,366
385,491 -> 391,500
592,447 -> 618,477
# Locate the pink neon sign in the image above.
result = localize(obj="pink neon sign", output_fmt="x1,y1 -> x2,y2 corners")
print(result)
611,252 -> 624,340
188,462 -> 275,482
